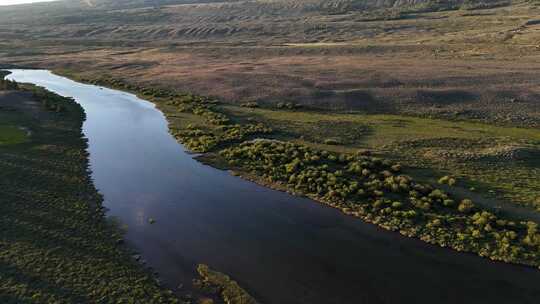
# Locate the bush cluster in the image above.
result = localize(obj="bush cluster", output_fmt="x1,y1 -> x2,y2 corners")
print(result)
0,78 -> 18,90
166,94 -> 271,153
176,123 -> 272,153
32,87 -> 71,113
1,76 -> 68,113
220,140 -> 540,267
438,175 -> 457,186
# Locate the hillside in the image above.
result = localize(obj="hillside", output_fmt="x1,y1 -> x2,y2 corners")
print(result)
0,0 -> 539,124
0,1 -> 526,44
0,1 -> 525,44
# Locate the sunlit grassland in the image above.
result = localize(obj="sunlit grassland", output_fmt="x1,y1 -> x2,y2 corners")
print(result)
223,106 -> 540,147
222,105 -> 540,211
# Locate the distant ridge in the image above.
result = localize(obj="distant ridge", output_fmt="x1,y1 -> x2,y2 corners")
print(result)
0,0 -> 516,42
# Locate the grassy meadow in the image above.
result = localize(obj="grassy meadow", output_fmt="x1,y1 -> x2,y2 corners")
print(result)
223,106 -> 540,212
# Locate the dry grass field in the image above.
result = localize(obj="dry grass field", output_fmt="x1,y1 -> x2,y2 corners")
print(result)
2,1 -> 540,126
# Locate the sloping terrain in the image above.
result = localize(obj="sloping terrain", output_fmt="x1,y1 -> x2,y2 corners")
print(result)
1,0 -> 540,124
0,0 -> 517,42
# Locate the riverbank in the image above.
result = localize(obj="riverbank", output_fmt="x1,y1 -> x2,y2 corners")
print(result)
0,75 -> 179,303
64,74 -> 539,269
6,69 -> 540,304
58,71 -> 540,213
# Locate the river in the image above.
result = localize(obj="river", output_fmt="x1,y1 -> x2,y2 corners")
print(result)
7,69 -> 540,304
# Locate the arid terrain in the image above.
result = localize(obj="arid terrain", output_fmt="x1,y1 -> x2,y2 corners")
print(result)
1,0 -> 540,126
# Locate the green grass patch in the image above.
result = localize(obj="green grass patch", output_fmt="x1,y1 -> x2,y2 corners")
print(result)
224,106 -> 540,211
0,125 -> 28,145
224,106 -> 540,148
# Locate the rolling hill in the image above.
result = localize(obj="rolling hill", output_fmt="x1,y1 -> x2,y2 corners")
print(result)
0,0 -> 539,126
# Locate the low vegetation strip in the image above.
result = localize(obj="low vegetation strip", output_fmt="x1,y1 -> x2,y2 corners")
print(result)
0,76 -> 178,303
220,140 -> 539,267
82,76 -> 273,153
221,106 -> 540,212
77,75 -> 540,269
167,96 -> 272,153
195,264 -> 258,304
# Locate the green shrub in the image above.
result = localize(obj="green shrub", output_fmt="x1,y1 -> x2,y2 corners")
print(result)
438,175 -> 457,186
324,138 -> 341,145
458,199 -> 475,213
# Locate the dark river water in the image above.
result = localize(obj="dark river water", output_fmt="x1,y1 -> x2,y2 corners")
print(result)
7,69 -> 540,304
